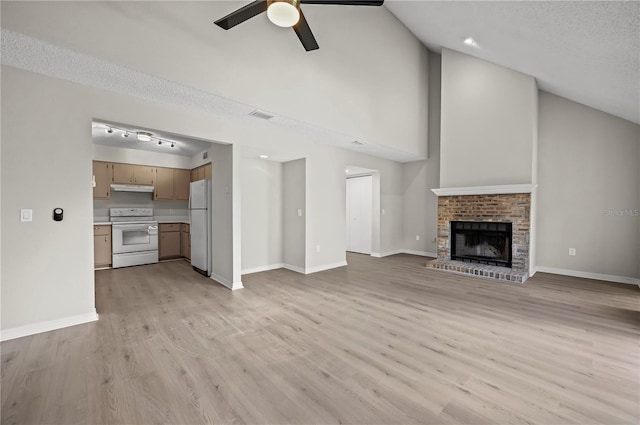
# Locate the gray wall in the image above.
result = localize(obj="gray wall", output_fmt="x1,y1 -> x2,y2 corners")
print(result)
283,159 -> 306,271
440,48 -> 538,187
241,158 -> 284,272
537,91 -> 640,279
402,52 -> 442,256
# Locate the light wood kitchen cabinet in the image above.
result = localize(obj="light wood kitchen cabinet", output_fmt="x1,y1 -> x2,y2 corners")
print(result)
154,168 -> 191,201
93,225 -> 112,268
92,161 -> 112,200
113,163 -> 154,185
159,223 -> 181,259
181,224 -> 191,260
174,169 -> 191,200
154,167 -> 175,200
190,163 -> 212,182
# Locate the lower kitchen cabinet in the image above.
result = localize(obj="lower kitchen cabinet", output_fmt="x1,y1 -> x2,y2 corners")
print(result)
159,223 -> 181,259
181,224 -> 191,260
94,225 -> 112,268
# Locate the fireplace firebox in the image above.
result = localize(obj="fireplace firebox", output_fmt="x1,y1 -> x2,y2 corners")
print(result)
450,221 -> 512,268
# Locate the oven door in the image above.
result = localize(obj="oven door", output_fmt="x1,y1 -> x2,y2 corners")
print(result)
112,223 -> 159,254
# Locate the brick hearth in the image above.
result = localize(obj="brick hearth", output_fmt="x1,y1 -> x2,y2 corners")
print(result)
427,192 -> 531,283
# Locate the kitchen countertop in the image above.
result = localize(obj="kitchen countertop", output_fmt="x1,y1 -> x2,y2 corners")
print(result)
93,216 -> 190,225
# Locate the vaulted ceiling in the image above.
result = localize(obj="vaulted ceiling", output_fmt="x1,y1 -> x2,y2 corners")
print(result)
387,1 -> 640,125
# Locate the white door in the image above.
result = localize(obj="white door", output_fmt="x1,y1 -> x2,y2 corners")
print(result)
346,175 -> 373,254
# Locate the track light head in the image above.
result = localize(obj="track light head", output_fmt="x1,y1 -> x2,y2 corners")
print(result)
105,127 -> 113,134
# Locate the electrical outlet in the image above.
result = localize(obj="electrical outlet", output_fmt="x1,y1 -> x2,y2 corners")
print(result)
316,245 -> 321,253
416,235 -> 420,241
569,248 -> 576,256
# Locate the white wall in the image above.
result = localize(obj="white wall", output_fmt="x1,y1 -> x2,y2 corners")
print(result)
283,159 -> 306,272
241,158 -> 283,273
440,48 -> 538,187
537,91 -> 640,279
1,68 -> 97,331
2,1 -> 429,159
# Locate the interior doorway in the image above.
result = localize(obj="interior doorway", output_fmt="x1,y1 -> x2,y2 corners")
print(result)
346,174 -> 373,254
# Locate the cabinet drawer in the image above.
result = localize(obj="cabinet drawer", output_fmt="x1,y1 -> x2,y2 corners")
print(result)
93,225 -> 112,236
181,224 -> 190,233
160,223 -> 180,232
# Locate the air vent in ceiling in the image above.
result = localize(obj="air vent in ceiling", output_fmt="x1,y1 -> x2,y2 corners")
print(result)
249,110 -> 274,120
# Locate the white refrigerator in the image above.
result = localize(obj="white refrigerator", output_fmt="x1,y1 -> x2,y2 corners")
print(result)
189,179 -> 212,276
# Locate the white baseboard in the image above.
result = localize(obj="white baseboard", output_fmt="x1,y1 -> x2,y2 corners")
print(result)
0,310 -> 99,342
283,263 -> 306,274
210,272 -> 244,290
403,249 -> 438,258
305,261 -> 348,274
371,249 -> 403,258
372,249 -> 437,258
536,266 -> 640,286
241,263 -> 284,275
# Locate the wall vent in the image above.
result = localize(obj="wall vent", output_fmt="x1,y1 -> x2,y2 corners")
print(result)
249,110 -> 274,120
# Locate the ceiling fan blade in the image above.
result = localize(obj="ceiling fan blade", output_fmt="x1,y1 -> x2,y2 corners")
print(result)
293,11 -> 319,51
214,0 -> 268,30
300,0 -> 383,5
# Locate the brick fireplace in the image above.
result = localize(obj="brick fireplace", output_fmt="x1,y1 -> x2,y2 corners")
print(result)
428,186 -> 535,283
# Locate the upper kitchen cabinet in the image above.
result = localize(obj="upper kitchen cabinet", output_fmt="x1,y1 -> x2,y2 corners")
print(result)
174,169 -> 190,200
154,167 -> 175,200
154,167 -> 191,201
190,163 -> 212,182
93,161 -> 112,200
113,163 -> 154,185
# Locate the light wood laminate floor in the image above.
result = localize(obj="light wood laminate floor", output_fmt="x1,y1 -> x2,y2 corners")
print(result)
2,254 -> 639,424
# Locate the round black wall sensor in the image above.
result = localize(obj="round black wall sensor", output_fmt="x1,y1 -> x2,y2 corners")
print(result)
53,208 -> 63,221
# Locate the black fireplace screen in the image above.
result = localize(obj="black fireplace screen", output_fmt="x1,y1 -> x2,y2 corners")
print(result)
450,221 -> 512,268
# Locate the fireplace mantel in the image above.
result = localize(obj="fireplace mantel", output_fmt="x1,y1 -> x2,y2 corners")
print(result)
431,184 -> 538,197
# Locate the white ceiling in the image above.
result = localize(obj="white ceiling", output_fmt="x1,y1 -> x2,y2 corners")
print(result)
92,120 -> 216,157
386,1 -> 640,125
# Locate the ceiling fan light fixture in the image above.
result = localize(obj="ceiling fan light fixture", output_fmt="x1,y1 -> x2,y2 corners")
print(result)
267,0 -> 300,28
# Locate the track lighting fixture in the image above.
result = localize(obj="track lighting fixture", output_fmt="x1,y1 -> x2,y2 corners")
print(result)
98,124 -> 182,149
137,132 -> 153,142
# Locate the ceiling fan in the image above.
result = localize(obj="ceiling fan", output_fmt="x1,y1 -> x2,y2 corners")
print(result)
214,0 -> 384,52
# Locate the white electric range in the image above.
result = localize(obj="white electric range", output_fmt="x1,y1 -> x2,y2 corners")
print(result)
110,208 -> 159,268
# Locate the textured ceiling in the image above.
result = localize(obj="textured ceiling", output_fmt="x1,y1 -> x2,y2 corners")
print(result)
386,0 -> 640,124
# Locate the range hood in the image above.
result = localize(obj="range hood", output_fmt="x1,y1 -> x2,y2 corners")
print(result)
110,184 -> 155,193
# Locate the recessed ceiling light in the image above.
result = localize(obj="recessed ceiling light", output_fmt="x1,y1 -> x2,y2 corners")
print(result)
259,155 -> 269,159
345,169 -> 349,173
137,132 -> 152,142
464,37 -> 478,47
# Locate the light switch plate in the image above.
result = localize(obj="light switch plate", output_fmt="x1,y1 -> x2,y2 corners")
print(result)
21,209 -> 33,222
